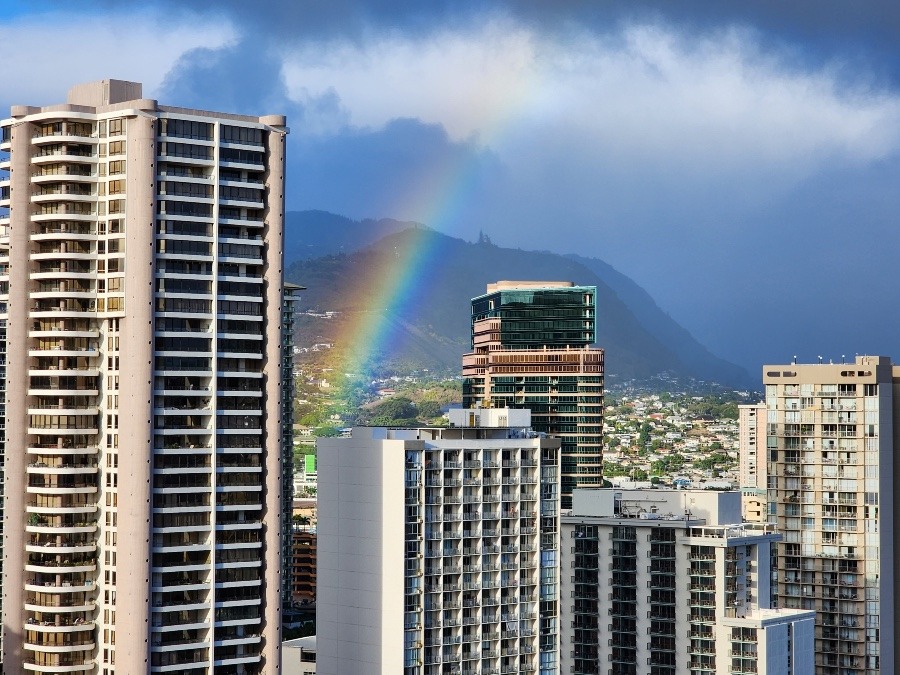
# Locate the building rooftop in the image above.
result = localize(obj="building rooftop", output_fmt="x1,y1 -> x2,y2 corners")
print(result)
283,635 -> 316,651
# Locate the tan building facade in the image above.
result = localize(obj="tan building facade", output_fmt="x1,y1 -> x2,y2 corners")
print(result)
763,355 -> 899,675
0,81 -> 287,674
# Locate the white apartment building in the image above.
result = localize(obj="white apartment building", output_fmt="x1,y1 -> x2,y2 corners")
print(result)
0,80 -> 287,674
561,489 -> 815,675
738,403 -> 766,523
316,408 -> 561,675
762,356 -> 899,675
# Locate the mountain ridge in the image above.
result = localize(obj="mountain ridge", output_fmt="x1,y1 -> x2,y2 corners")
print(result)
284,211 -> 753,387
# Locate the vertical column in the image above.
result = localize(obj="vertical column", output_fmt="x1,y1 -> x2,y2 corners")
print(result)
2,116 -> 32,670
116,112 -> 157,673
261,117 -> 287,673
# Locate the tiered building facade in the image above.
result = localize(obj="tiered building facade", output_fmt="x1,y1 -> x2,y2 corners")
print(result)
761,356 -> 898,675
462,281 -> 604,509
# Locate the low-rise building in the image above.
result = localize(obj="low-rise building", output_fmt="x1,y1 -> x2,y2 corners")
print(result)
561,489 -> 815,675
283,636 -> 317,674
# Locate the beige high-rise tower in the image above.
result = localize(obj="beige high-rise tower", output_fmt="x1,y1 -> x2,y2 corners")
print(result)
762,355 -> 899,675
0,81 -> 287,674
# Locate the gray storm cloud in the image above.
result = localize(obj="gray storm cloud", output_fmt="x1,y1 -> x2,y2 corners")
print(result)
5,0 -> 900,373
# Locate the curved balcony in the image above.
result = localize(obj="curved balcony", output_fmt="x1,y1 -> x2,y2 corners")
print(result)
25,580 -> 95,595
29,307 -> 98,321
23,658 -> 94,673
31,133 -> 97,147
26,483 -> 97,498
25,595 -> 95,614
28,385 -> 99,398
31,151 -> 97,166
32,171 -> 95,185
24,630 -> 95,654
28,445 -> 99,457
26,541 -> 96,556
26,407 -> 100,418
29,322 -> 98,337
28,366 -> 100,380
31,212 -> 96,226
28,346 -> 99,358
28,428 -> 99,439
31,233 -> 96,247
32,192 -> 94,205
26,519 -> 96,536
31,270 -> 97,284
30,246 -> 96,262
30,291 -> 96,305
24,619 -> 95,634
25,559 -> 96,575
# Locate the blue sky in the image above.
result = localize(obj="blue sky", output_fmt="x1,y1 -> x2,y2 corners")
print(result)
3,0 -> 900,375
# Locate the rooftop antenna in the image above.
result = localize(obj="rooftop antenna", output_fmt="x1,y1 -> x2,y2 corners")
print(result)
842,355 -> 846,364
792,355 -> 797,365
818,355 -> 823,364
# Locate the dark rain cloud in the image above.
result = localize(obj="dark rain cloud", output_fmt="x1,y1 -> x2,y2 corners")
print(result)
105,0 -> 900,83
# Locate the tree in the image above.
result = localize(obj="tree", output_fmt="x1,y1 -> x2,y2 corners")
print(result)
638,422 -> 651,446
417,400 -> 442,419
603,462 -> 628,477
369,396 -> 417,422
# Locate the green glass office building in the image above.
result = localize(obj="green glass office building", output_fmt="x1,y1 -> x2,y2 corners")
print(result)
462,281 -> 604,509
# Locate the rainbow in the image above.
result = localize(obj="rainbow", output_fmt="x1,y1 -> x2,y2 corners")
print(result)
326,75 -> 539,392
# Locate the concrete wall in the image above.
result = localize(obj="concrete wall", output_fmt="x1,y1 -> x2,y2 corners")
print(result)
572,488 -> 743,525
317,435 -> 405,674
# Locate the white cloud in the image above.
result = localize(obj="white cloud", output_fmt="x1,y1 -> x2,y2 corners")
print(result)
281,19 -> 900,176
0,9 -> 236,108
281,17 -> 539,141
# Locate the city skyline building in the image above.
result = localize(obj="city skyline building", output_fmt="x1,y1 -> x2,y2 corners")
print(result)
462,281 -> 604,509
761,355 -> 899,675
561,488 -> 815,675
281,282 -> 302,609
316,408 -> 561,675
0,80 -> 287,674
738,402 -> 767,523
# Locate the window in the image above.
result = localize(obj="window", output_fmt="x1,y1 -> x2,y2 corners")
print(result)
221,124 -> 263,145
161,118 -> 212,141
108,118 -> 124,136
109,140 -> 125,155
158,142 -> 211,160
109,160 -> 125,175
161,181 -> 212,198
220,147 -> 264,165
